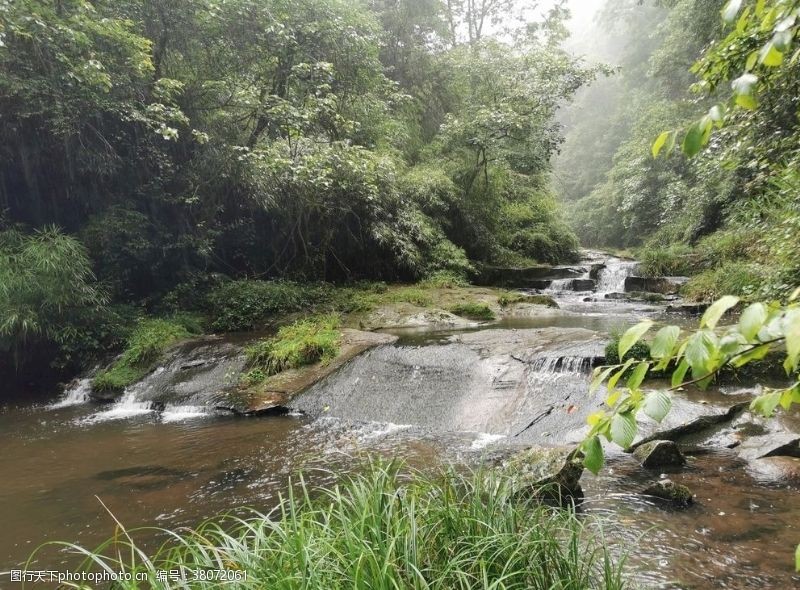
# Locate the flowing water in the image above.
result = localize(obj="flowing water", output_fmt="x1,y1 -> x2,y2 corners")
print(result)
2,255 -> 799,588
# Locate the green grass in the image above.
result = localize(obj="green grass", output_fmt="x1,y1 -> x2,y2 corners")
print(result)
244,315 -> 341,381
418,270 -> 470,289
386,287 -> 433,307
92,317 -> 200,392
498,292 -> 559,308
449,302 -> 496,321
44,462 -> 628,589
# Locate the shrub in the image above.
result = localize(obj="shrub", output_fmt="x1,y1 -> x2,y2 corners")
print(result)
244,315 -> 341,380
605,335 -> 651,365
449,302 -> 495,321
419,270 -> 469,289
92,317 -> 201,392
498,292 -> 559,308
387,287 -> 432,307
0,226 -> 106,366
45,462 -> 627,590
682,262 -> 767,302
637,244 -> 696,277
208,280 -> 327,332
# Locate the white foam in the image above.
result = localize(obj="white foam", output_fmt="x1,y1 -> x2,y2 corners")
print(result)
160,405 -> 210,422
48,378 -> 92,409
470,433 -> 505,450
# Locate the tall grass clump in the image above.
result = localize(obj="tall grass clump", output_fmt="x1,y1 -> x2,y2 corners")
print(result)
45,463 -> 627,589
243,315 -> 341,381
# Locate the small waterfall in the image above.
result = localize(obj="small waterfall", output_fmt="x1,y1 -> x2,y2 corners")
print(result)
49,378 -> 92,409
529,355 -> 596,374
86,388 -> 154,422
83,337 -> 247,423
546,278 -> 575,292
596,259 -> 640,293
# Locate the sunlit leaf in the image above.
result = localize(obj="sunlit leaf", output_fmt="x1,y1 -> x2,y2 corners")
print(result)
784,309 -> 800,371
739,303 -> 768,340
701,295 -> 740,329
652,131 -> 671,158
643,390 -> 672,423
721,0 -> 743,23
683,120 -> 706,157
651,326 -> 680,359
619,320 -> 653,360
671,358 -> 690,387
759,41 -> 784,66
590,365 -> 617,394
626,361 -> 650,391
750,390 -> 782,417
583,436 -> 604,475
610,411 -> 637,449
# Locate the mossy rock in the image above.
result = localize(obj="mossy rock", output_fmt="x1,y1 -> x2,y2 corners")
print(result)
501,446 -> 584,503
641,478 -> 693,507
633,440 -> 686,469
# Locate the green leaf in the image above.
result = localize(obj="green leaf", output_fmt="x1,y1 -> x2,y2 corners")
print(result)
785,309 -> 800,371
731,343 -> 772,367
626,361 -> 650,391
736,93 -> 759,109
671,358 -> 690,387
750,390 -> 782,417
682,120 -> 706,157
610,411 -> 637,449
701,296 -> 740,329
739,303 -> 768,340
746,51 -> 759,71
643,390 -> 672,423
722,0 -> 743,23
759,41 -> 784,66
651,326 -> 680,359
608,359 -> 635,391
652,131 -> 671,158
685,331 -> 718,381
583,436 -> 604,475
590,365 -> 617,395
619,320 -> 653,360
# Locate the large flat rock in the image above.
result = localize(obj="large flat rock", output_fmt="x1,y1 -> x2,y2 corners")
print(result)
289,328 -> 608,446
218,329 -> 398,415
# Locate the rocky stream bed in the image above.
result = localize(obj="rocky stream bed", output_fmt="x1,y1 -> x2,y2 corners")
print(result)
2,251 -> 799,589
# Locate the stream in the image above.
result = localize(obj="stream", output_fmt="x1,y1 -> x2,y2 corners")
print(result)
2,254 -> 799,589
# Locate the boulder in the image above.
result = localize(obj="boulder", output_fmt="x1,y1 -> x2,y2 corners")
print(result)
501,446 -> 584,502
589,264 -> 606,280
633,440 -> 686,469
571,279 -> 596,291
737,433 -> 800,462
624,276 -> 688,295
641,478 -> 694,507
475,265 -> 584,287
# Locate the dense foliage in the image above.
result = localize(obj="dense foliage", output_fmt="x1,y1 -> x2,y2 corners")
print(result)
560,0 -> 800,301
0,0 -> 595,377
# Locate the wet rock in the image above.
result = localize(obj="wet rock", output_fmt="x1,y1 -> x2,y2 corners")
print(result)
475,265 -> 583,287
502,446 -> 584,502
631,401 -> 749,450
571,279 -> 596,291
737,433 -> 800,462
666,302 -> 709,315
746,456 -> 800,485
641,478 -> 694,507
589,263 -> 606,280
624,276 -> 688,294
633,440 -> 686,469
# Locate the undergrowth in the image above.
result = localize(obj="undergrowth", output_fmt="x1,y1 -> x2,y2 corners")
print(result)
92,316 -> 201,392
41,462 -> 628,590
243,315 -> 341,383
449,302 -> 495,321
